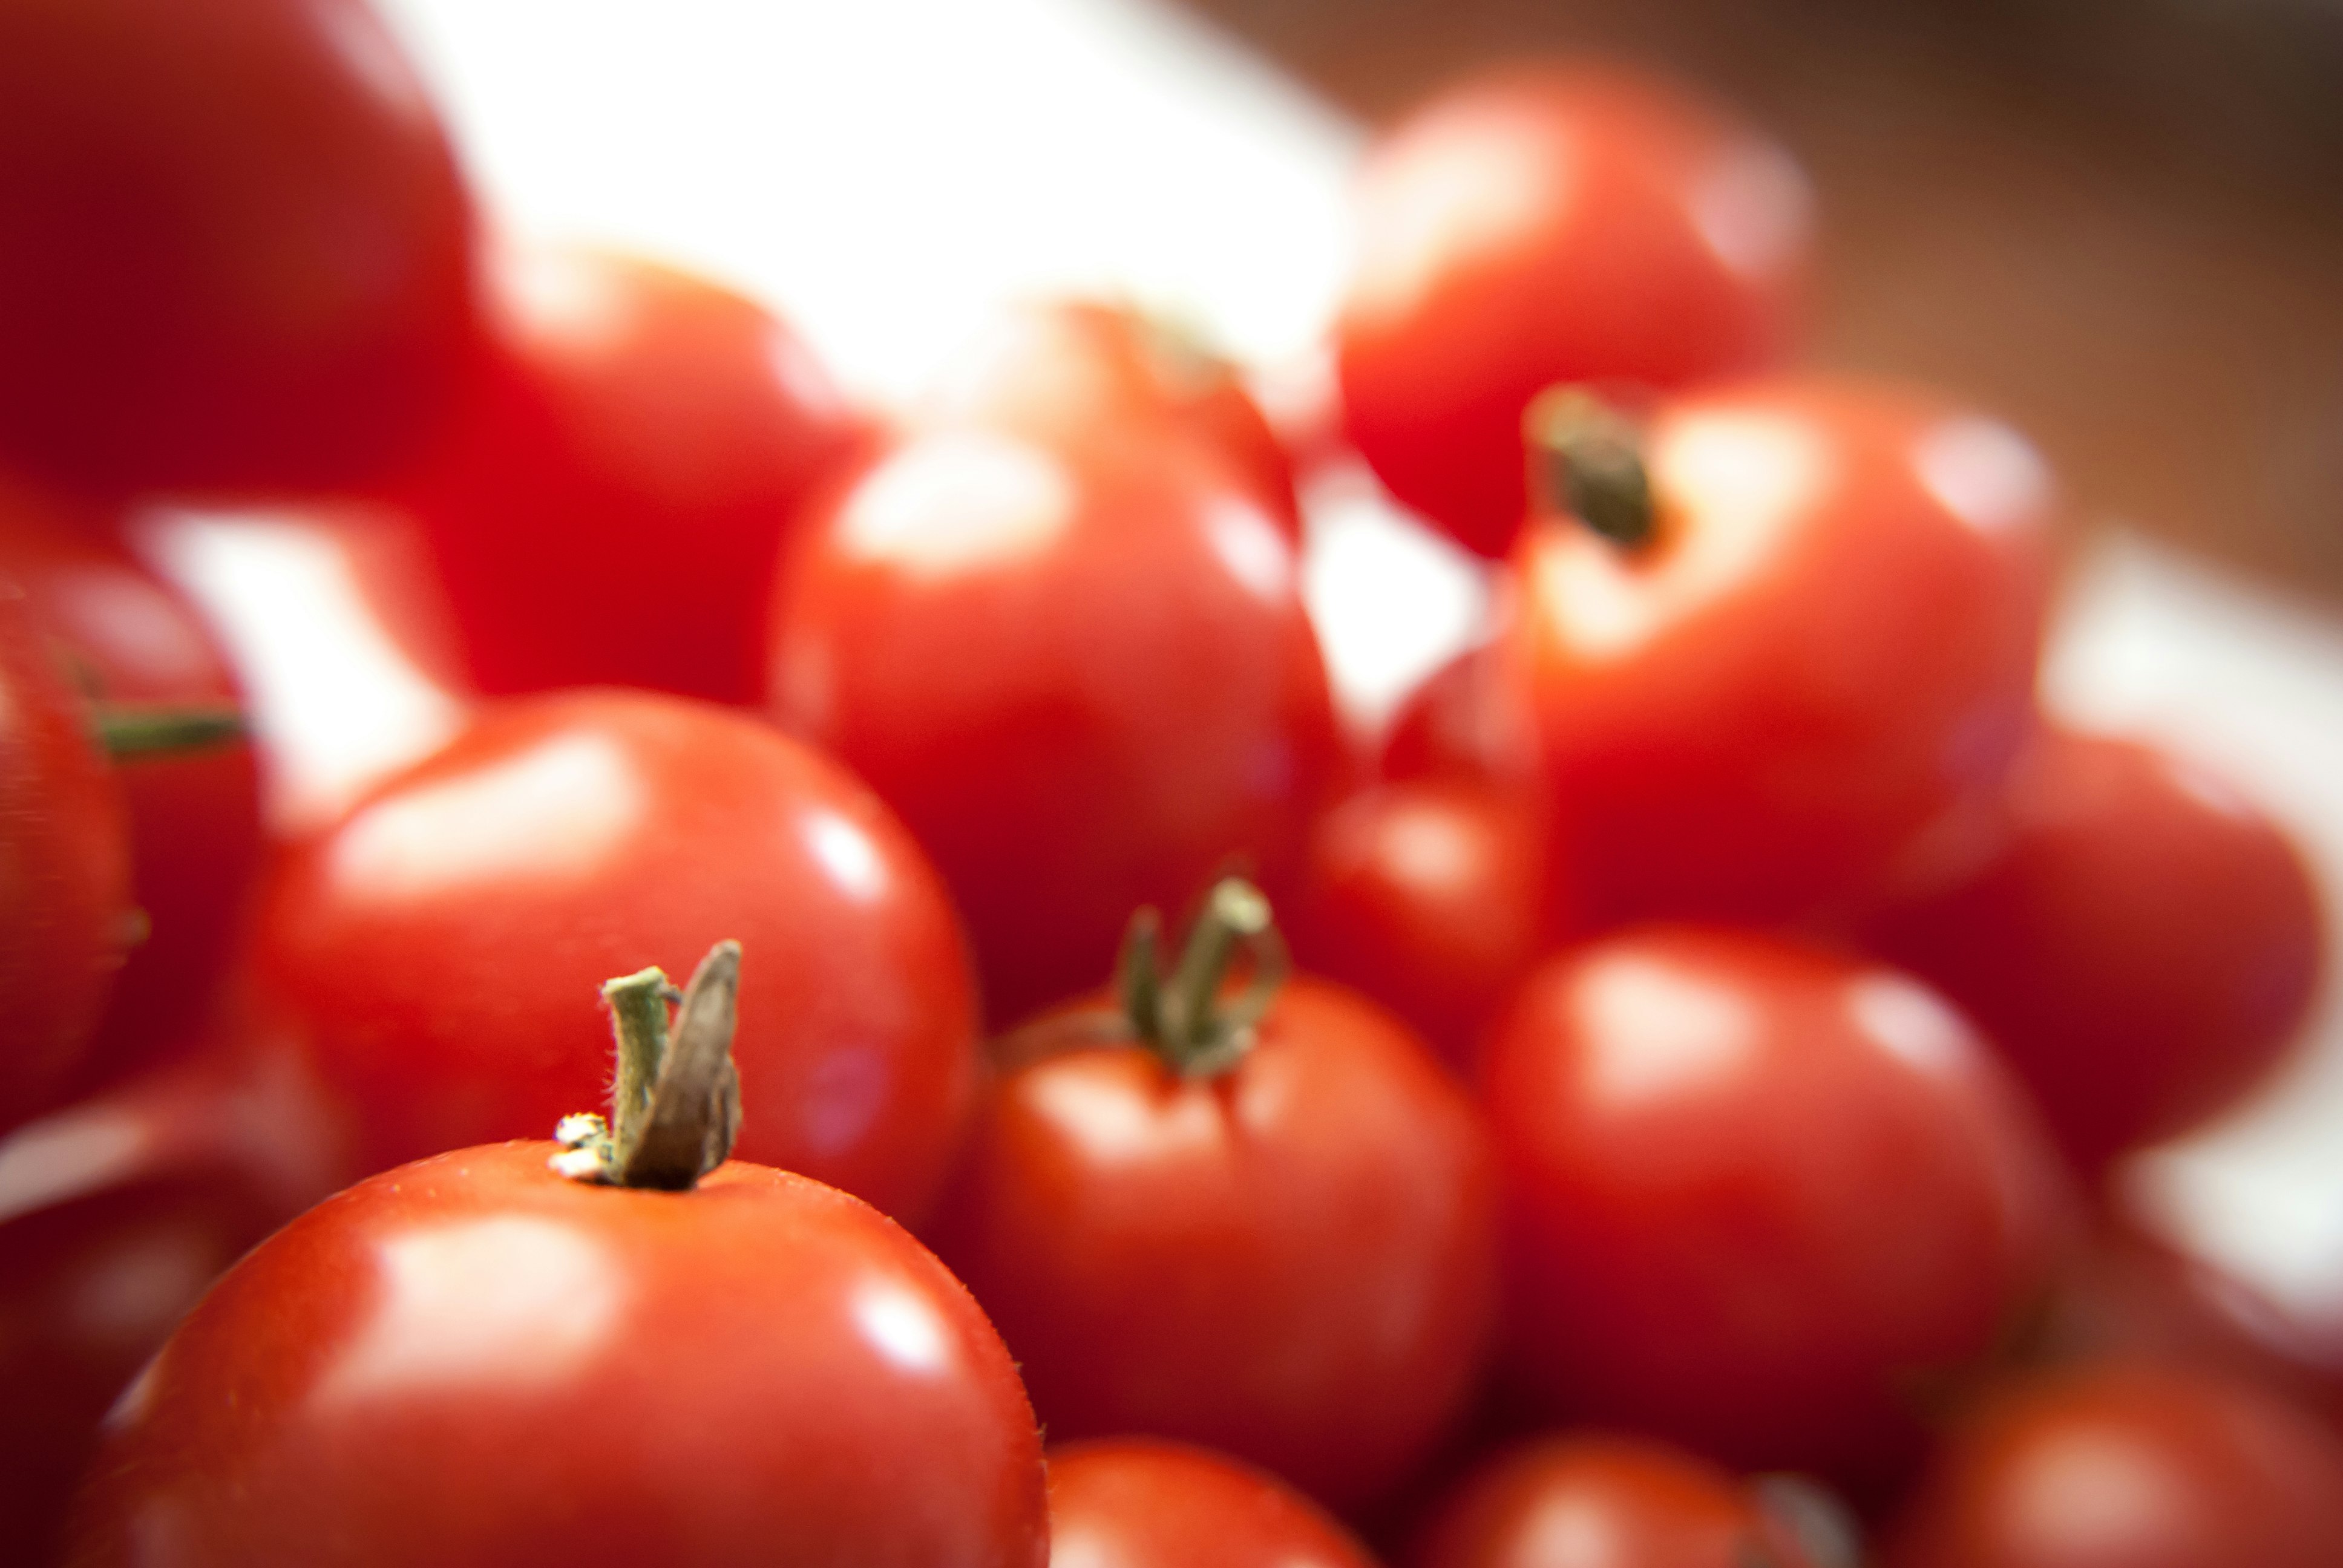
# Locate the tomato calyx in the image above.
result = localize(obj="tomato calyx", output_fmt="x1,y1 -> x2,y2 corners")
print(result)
1524,385 -> 1654,548
1113,877 -> 1289,1079
92,703 -> 246,760
551,940 -> 743,1191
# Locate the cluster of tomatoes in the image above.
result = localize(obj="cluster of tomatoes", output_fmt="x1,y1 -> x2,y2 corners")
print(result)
3,3 -> 2339,1566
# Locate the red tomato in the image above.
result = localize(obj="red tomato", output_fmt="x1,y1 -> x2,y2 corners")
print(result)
253,689 -> 978,1223
1502,377 -> 2053,924
0,586 -> 130,1132
1887,1362 -> 2343,1568
1047,1439 -> 1377,1568
406,245 -> 868,705
0,492 -> 262,1083
67,1141 -> 1048,1566
769,419 -> 1342,1025
1288,778 -> 1559,1068
928,298 -> 1299,535
1858,727 -> 2324,1173
1483,927 -> 2071,1488
0,0 -> 474,494
1409,1435 -> 1835,1568
929,882 -> 1498,1511
0,1037 -> 342,1563
1380,638 -> 1536,788
1338,63 -> 1811,558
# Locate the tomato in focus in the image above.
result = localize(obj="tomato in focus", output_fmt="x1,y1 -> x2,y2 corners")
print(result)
1047,1438 -> 1377,1568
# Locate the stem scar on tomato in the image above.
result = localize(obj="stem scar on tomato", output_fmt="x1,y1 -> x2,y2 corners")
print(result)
1525,385 -> 1656,549
551,939 -> 743,1191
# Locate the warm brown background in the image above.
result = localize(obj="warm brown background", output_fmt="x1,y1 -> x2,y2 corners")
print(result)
1184,0 -> 2343,600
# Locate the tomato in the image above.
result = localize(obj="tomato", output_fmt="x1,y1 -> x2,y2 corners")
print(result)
1381,638 -> 1536,788
1288,778 -> 1559,1069
929,880 -> 1498,1511
768,416 -> 1342,1025
0,0 -> 474,494
1482,927 -> 2071,1489
0,489 -> 262,1085
0,1036 -> 342,1563
1337,63 -> 1811,558
1858,727 -> 2324,1174
927,298 -> 1299,535
253,688 -> 978,1224
1047,1438 -> 1377,1568
1409,1435 -> 1840,1568
0,583 -> 130,1133
1502,377 -> 2053,925
1887,1362 -> 2343,1568
406,245 -> 869,705
67,953 -> 1047,1568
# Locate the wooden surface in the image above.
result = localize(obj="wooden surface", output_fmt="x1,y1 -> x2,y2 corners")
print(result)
1184,0 -> 2343,601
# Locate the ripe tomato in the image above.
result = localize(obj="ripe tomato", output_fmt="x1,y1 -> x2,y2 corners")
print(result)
1288,778 -> 1559,1069
1380,638 -> 1536,788
769,417 -> 1342,1025
0,491 -> 261,1084
0,1037 -> 342,1563
928,881 -> 1498,1510
0,584 -> 130,1133
0,0 -> 474,493
1047,1438 -> 1377,1568
1887,1362 -> 2343,1568
1502,377 -> 2053,924
253,688 -> 978,1223
1409,1435 -> 1838,1568
1483,927 -> 2071,1489
1858,727 -> 2324,1173
927,298 -> 1299,535
1338,63 -> 1811,558
405,244 -> 869,705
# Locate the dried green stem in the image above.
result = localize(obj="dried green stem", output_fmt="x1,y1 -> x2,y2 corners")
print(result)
1524,385 -> 1656,548
1114,877 -> 1288,1077
552,942 -> 744,1190
94,703 -> 246,760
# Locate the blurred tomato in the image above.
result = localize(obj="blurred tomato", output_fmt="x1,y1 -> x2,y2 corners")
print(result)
1047,1439 -> 1376,1568
0,0 -> 474,493
1483,927 -> 2071,1489
1381,637 -> 1536,788
1339,62 -> 1810,558
1860,727 -> 2324,1174
406,245 -> 868,705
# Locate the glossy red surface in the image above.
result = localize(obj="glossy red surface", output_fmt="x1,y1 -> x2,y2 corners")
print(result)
1339,62 -> 1810,558
930,977 -> 1498,1510
1046,1438 -> 1377,1568
0,0 -> 474,492
253,690 -> 978,1223
1482,927 -> 2071,1488
66,1142 -> 1049,1567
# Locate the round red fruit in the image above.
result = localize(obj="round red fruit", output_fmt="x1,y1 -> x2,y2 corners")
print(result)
1047,1438 -> 1377,1568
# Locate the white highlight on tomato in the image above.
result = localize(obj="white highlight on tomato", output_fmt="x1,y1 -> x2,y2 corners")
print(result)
804,810 -> 888,904
1345,104 -> 1558,330
1847,973 -> 1978,1080
1576,952 -> 1761,1109
854,1279 -> 953,1377
1914,416 -> 2053,538
1691,139 -> 1812,284
839,431 -> 1073,577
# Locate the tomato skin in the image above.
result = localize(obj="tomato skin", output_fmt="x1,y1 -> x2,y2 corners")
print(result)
252,690 -> 978,1223
768,422 -> 1342,1025
0,0 -> 474,494
1887,1362 -> 2343,1568
1483,928 -> 2071,1488
1380,639 -> 1537,789
1409,1436 -> 1823,1568
66,1141 -> 1049,1568
929,978 -> 1498,1510
1504,377 -> 2053,926
1858,728 -> 2323,1173
1047,1439 -> 1377,1568
1338,64 -> 1810,559
407,246 -> 869,705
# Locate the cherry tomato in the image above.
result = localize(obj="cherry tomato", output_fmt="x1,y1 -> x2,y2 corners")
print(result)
927,298 -> 1299,535
0,583 -> 129,1133
0,489 -> 262,1084
1858,727 -> 2324,1174
1288,778 -> 1559,1069
929,882 -> 1498,1511
1409,1435 -> 1836,1568
0,1036 -> 342,1563
769,417 -> 1342,1025
1047,1438 -> 1377,1568
1502,377 -> 2053,924
68,1138 -> 1048,1566
253,688 -> 978,1223
1482,927 -> 2071,1489
0,0 -> 474,494
405,245 -> 868,705
1338,63 -> 1811,558
1887,1362 -> 2343,1568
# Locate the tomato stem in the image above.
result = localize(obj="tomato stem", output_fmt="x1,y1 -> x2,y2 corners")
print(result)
1113,877 -> 1288,1077
93,702 -> 246,760
552,941 -> 743,1190
1524,386 -> 1654,548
